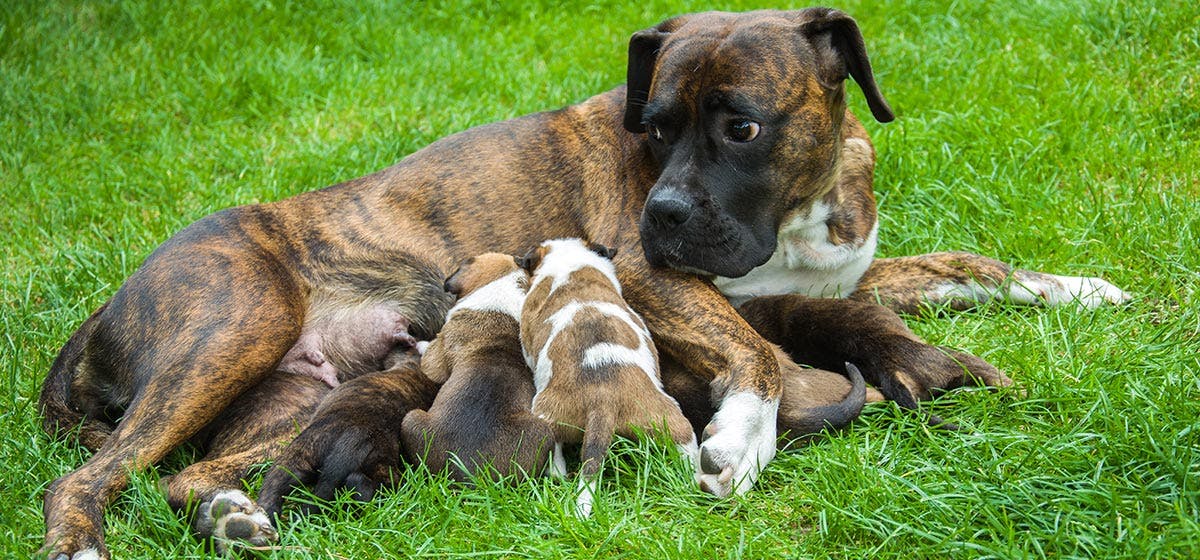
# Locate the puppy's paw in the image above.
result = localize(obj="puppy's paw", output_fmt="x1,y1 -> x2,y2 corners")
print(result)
194,490 -> 278,553
695,392 -> 778,498
575,478 -> 597,519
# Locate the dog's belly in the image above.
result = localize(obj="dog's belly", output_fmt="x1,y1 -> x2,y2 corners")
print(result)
278,301 -> 418,386
714,204 -> 878,307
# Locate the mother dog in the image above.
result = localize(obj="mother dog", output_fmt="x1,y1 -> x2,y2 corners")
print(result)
39,8 -> 1127,558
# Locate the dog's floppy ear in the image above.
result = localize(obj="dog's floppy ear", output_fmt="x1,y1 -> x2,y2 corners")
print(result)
623,28 -> 668,133
796,8 -> 894,123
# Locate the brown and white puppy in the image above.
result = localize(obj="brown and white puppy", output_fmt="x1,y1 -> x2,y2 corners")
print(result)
519,238 -> 698,517
400,253 -> 553,482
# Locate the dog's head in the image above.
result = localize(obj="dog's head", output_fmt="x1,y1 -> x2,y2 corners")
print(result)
625,8 -> 893,277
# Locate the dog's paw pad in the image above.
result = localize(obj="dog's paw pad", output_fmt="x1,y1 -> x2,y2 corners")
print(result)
57,549 -> 102,560
196,490 -> 278,552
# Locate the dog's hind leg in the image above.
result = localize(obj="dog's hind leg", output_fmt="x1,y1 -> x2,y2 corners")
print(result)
257,364 -> 439,520
574,411 -> 616,518
41,219 -> 306,560
851,252 -> 1130,314
737,295 -> 1011,417
160,373 -> 327,553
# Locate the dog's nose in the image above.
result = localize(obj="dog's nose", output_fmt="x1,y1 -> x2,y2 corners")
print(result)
645,192 -> 694,229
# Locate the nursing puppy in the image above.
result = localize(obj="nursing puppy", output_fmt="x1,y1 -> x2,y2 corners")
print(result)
401,253 -> 554,481
519,238 -> 698,517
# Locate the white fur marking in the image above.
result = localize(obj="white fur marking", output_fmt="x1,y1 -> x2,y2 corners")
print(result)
529,301 -> 661,393
71,549 -> 101,560
844,137 -> 872,152
677,434 -> 700,468
581,342 -> 658,386
445,269 -> 527,322
1014,273 -> 1132,308
549,443 -> 567,477
575,476 -> 597,518
528,301 -> 579,393
927,272 -> 1131,309
696,392 -> 779,498
714,202 -> 877,306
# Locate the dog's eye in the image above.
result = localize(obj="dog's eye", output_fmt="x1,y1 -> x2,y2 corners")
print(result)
646,123 -> 664,142
726,119 -> 760,142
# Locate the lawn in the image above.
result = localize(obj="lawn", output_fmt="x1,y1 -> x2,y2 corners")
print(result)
2,0 -> 1198,558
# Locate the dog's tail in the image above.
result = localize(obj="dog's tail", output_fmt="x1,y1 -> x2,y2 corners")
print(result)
39,303 -> 114,451
777,362 -> 867,447
575,410 -> 617,518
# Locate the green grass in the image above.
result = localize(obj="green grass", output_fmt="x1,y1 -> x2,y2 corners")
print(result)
2,0 -> 1198,558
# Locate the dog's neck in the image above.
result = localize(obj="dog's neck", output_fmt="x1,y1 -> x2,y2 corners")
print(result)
712,152 -> 879,306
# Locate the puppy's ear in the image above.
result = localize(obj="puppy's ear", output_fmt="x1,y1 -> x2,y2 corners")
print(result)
624,28 -> 668,133
516,247 -> 543,274
444,257 -> 477,297
586,241 -> 618,260
443,266 -> 465,297
796,8 -> 894,123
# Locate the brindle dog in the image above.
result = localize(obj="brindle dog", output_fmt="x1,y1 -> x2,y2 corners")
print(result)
39,8 -> 1126,558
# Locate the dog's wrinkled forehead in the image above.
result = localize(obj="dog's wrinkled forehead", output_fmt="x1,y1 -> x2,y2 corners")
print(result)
648,13 -> 817,110
625,8 -> 892,133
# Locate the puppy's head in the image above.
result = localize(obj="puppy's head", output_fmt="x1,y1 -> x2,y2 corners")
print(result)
443,253 -> 526,298
624,8 -> 892,278
516,238 -> 622,295
516,238 -> 617,275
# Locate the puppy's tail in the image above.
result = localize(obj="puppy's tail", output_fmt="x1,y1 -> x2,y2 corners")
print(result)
777,362 -> 867,447
39,303 -> 114,451
575,410 -> 616,518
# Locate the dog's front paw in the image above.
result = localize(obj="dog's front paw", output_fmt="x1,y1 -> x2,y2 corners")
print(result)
1012,271 -> 1131,308
695,392 -> 778,498
194,490 -> 278,553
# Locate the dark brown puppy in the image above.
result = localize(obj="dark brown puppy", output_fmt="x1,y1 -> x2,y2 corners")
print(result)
257,358 -> 438,521
39,8 -> 1127,558
401,253 -> 553,482
519,238 -> 698,517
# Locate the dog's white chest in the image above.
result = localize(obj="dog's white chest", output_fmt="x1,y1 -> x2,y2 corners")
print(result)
713,201 -> 877,306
